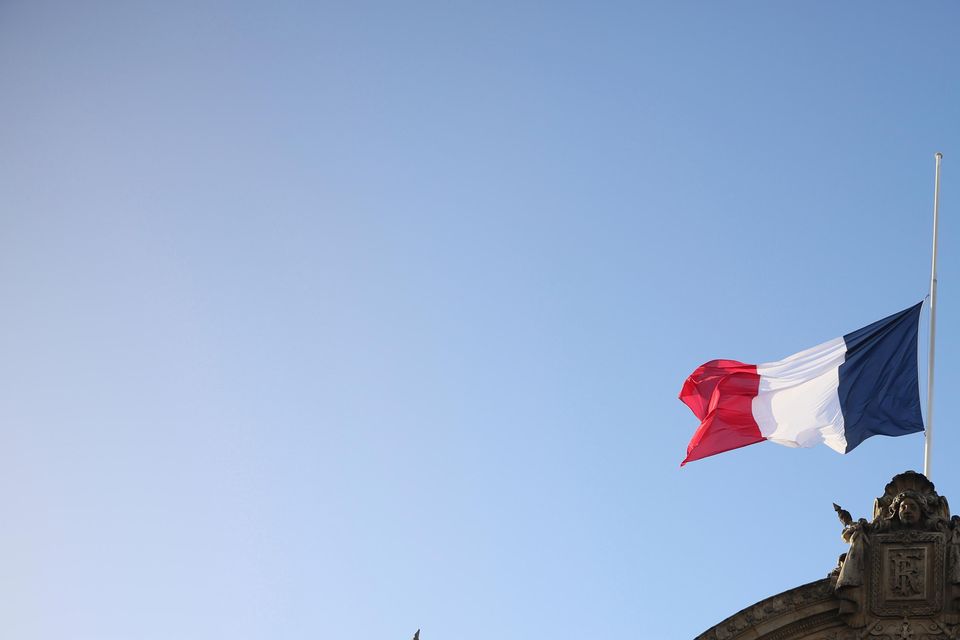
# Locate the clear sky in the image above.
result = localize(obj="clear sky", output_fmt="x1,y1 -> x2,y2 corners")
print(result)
2,2 -> 960,639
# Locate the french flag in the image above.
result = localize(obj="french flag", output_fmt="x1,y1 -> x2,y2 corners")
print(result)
679,302 -> 925,466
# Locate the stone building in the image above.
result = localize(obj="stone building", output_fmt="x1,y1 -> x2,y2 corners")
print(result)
697,471 -> 960,640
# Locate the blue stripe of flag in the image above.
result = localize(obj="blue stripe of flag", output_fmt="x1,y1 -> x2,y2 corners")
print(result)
839,302 -> 925,453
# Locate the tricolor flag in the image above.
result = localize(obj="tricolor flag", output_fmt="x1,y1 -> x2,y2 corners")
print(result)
679,302 -> 925,466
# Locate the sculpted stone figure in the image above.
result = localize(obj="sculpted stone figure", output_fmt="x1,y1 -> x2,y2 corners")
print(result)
833,471 -> 958,629
697,471 -> 960,640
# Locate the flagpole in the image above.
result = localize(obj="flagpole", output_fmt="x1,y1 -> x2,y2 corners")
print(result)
924,152 -> 942,479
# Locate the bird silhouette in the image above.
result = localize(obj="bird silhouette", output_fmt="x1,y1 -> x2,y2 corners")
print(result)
412,630 -> 420,640
833,503 -> 853,526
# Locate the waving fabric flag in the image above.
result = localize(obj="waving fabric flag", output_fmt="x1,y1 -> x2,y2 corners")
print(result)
679,302 -> 925,466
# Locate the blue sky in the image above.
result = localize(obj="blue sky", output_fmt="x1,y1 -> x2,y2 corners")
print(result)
2,2 -> 960,638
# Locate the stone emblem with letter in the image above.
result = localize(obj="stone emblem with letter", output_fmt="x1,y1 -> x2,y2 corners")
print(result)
696,471 -> 960,640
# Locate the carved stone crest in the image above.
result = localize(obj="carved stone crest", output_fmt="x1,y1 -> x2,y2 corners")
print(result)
833,471 -> 960,634
871,532 -> 943,615
696,471 -> 960,640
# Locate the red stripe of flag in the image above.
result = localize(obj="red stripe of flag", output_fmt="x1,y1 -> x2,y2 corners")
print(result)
679,360 -> 764,466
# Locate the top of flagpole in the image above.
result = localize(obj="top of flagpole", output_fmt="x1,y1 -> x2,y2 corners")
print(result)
924,152 -> 942,479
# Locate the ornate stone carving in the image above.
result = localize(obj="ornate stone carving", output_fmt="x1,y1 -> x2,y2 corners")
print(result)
833,471 -> 960,631
871,534 -> 943,615
818,617 -> 959,639
694,580 -> 838,640
696,471 -> 960,640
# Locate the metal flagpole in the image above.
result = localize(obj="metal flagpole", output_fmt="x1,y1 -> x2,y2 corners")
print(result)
925,152 -> 943,479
